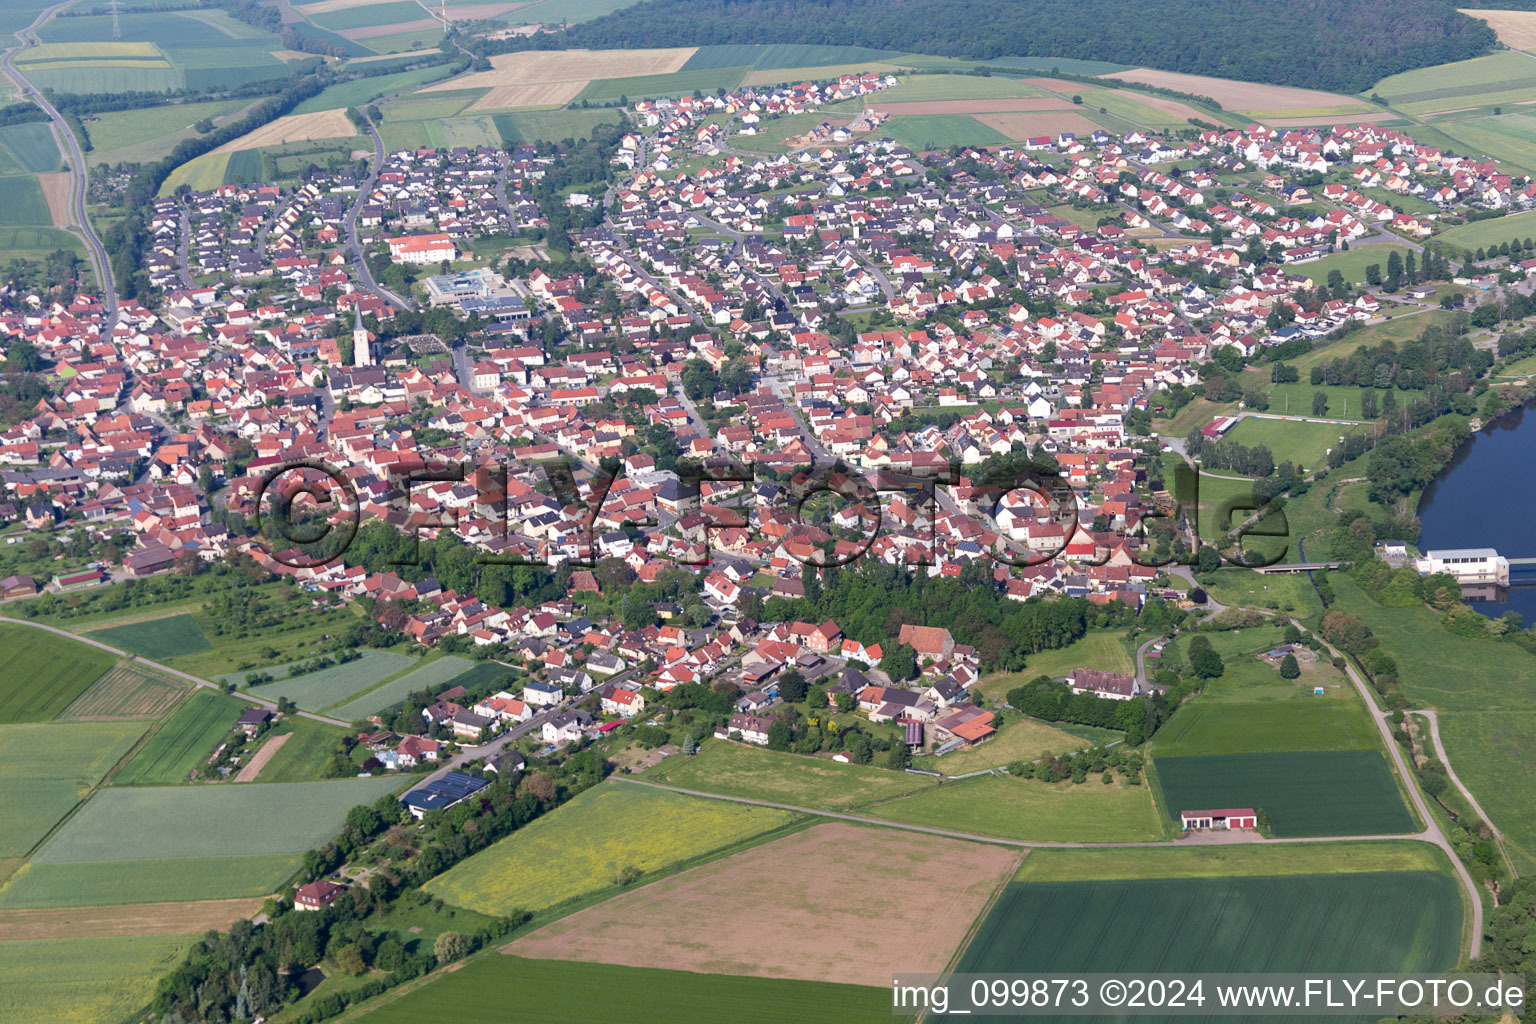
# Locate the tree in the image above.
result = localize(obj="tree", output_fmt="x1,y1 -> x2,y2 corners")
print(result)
777,668 -> 808,703
1187,635 -> 1224,678
1278,653 -> 1301,679
332,944 -> 366,976
885,741 -> 910,769
884,643 -> 918,681
621,589 -> 658,631
680,358 -> 717,401
1312,390 -> 1329,417
1196,545 -> 1222,575
434,931 -> 474,965
766,719 -> 793,751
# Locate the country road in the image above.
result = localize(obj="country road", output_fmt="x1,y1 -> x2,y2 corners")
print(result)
0,1 -> 118,322
0,613 -> 350,728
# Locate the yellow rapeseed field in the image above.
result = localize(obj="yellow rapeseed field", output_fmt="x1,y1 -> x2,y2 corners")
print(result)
424,782 -> 798,916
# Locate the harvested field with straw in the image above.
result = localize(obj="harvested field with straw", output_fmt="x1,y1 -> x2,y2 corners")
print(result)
212,108 -> 356,153
1103,68 -> 1370,113
973,110 -> 1101,139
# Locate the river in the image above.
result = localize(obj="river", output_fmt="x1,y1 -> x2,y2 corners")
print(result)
1417,399 -> 1536,621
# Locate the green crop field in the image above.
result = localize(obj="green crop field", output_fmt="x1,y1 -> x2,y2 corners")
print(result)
1435,113 -> 1536,177
21,62 -> 181,93
229,649 -> 414,712
324,654 -> 474,721
978,630 -> 1134,700
1434,208 -> 1536,255
379,93 -> 475,121
356,957 -> 901,1023
0,852 -> 299,908
491,108 -> 622,144
0,721 -> 145,857
1014,840 -> 1454,882
0,623 -> 116,723
959,872 -> 1462,988
1152,700 -> 1379,757
292,65 -> 454,115
112,689 -> 248,786
1373,52 -> 1534,103
0,174 -> 52,225
221,147 -> 263,184
1221,415 -> 1363,471
158,149 -> 229,194
1439,710 -> 1536,871
55,663 -> 189,721
424,782 -> 799,917
883,113 -> 1011,151
1155,749 -> 1414,836
307,0 -> 426,30
0,933 -> 199,1024
85,612 -> 211,659
440,661 -> 518,693
0,121 -> 59,173
0,226 -> 84,260
32,776 -> 404,864
886,73 -> 1052,100
577,66 -> 749,103
642,738 -> 937,810
871,772 -> 1164,842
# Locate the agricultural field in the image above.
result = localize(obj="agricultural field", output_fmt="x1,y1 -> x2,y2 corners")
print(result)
683,43 -> 901,71
0,623 -> 116,723
576,66 -> 749,102
1155,749 -> 1414,836
490,107 -> 622,143
56,663 -> 189,721
429,47 -> 697,96
960,868 -> 1462,980
1372,52 -> 1536,116
324,654 -> 474,720
509,822 -> 1020,986
305,0 -> 427,31
1221,415 -> 1363,471
1433,208 -> 1536,254
0,225 -> 85,260
1152,699 -> 1379,758
1462,7 -> 1536,50
884,73 -> 1053,101
424,782 -> 800,916
157,149 -> 230,194
243,715 -> 348,783
1105,67 -> 1371,116
0,174 -> 52,226
0,122 -> 60,173
30,776 -> 405,865
977,629 -> 1134,700
642,737 -> 937,809
0,896 -> 262,941
85,612 -> 211,660
1014,839 -> 1454,882
35,9 -> 289,91
0,852 -> 301,908
375,113 -> 500,151
356,957 -> 901,1024
291,65 -> 455,115
881,113 -> 1013,150
0,721 -> 146,858
0,933 -> 199,1024
112,689 -> 250,786
226,648 -> 414,710
440,661 -> 518,693
871,772 -> 1164,842
1435,113 -> 1536,178
210,108 -> 357,153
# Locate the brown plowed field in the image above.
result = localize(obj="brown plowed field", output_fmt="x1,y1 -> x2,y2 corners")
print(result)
506,822 -> 1021,986
974,111 -> 1101,140
1104,68 -> 1369,114
0,898 -> 264,942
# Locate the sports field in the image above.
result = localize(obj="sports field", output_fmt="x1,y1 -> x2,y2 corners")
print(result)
324,654 -> 474,720
959,872 -> 1462,983
0,932 -> 199,1024
641,738 -> 937,809
0,721 -> 146,858
355,957 -> 902,1023
509,822 -> 1020,986
424,782 -> 800,916
112,689 -> 249,786
56,663 -> 189,721
228,648 -> 413,710
871,772 -> 1164,842
85,612 -> 211,659
31,776 -> 405,863
0,852 -> 300,908
1155,750 -> 1414,836
0,623 -> 116,723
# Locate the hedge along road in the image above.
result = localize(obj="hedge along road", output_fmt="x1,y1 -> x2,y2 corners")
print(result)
0,613 -> 350,728
0,1 -> 117,324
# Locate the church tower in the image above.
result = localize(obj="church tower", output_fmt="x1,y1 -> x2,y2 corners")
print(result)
352,304 -> 371,367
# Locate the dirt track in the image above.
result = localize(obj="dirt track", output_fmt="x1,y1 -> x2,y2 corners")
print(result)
234,731 -> 290,782
506,822 -> 1022,986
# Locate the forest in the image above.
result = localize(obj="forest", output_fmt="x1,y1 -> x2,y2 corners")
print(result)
499,0 -> 1497,94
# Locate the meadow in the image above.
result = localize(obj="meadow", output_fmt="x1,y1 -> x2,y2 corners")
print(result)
1197,568 -> 1323,616
324,654 -> 473,720
1433,208 -> 1536,254
229,648 -> 414,710
0,932 -> 198,1024
56,663 -> 189,721
0,721 -> 146,858
1256,378 -> 1376,421
112,689 -> 249,786
978,629 -> 1134,700
0,623 -> 116,723
31,776 -> 405,863
355,957 -> 902,1023
292,65 -> 456,114
246,715 -> 347,783
870,772 -> 1164,842
491,108 -> 622,144
1013,839 -> 1453,882
1438,710 -> 1536,871
0,225 -> 84,260
83,96 -> 252,166
423,782 -> 800,916
922,714 -> 1096,774
576,66 -> 748,103
85,612 -> 211,659
959,872 -> 1462,978
1155,749 -> 1414,836
641,738 -> 937,809
1293,244 -> 1411,286
0,852 -> 300,908
883,113 -> 1011,151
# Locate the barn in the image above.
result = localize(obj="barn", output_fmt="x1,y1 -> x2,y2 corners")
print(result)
1180,808 -> 1258,831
